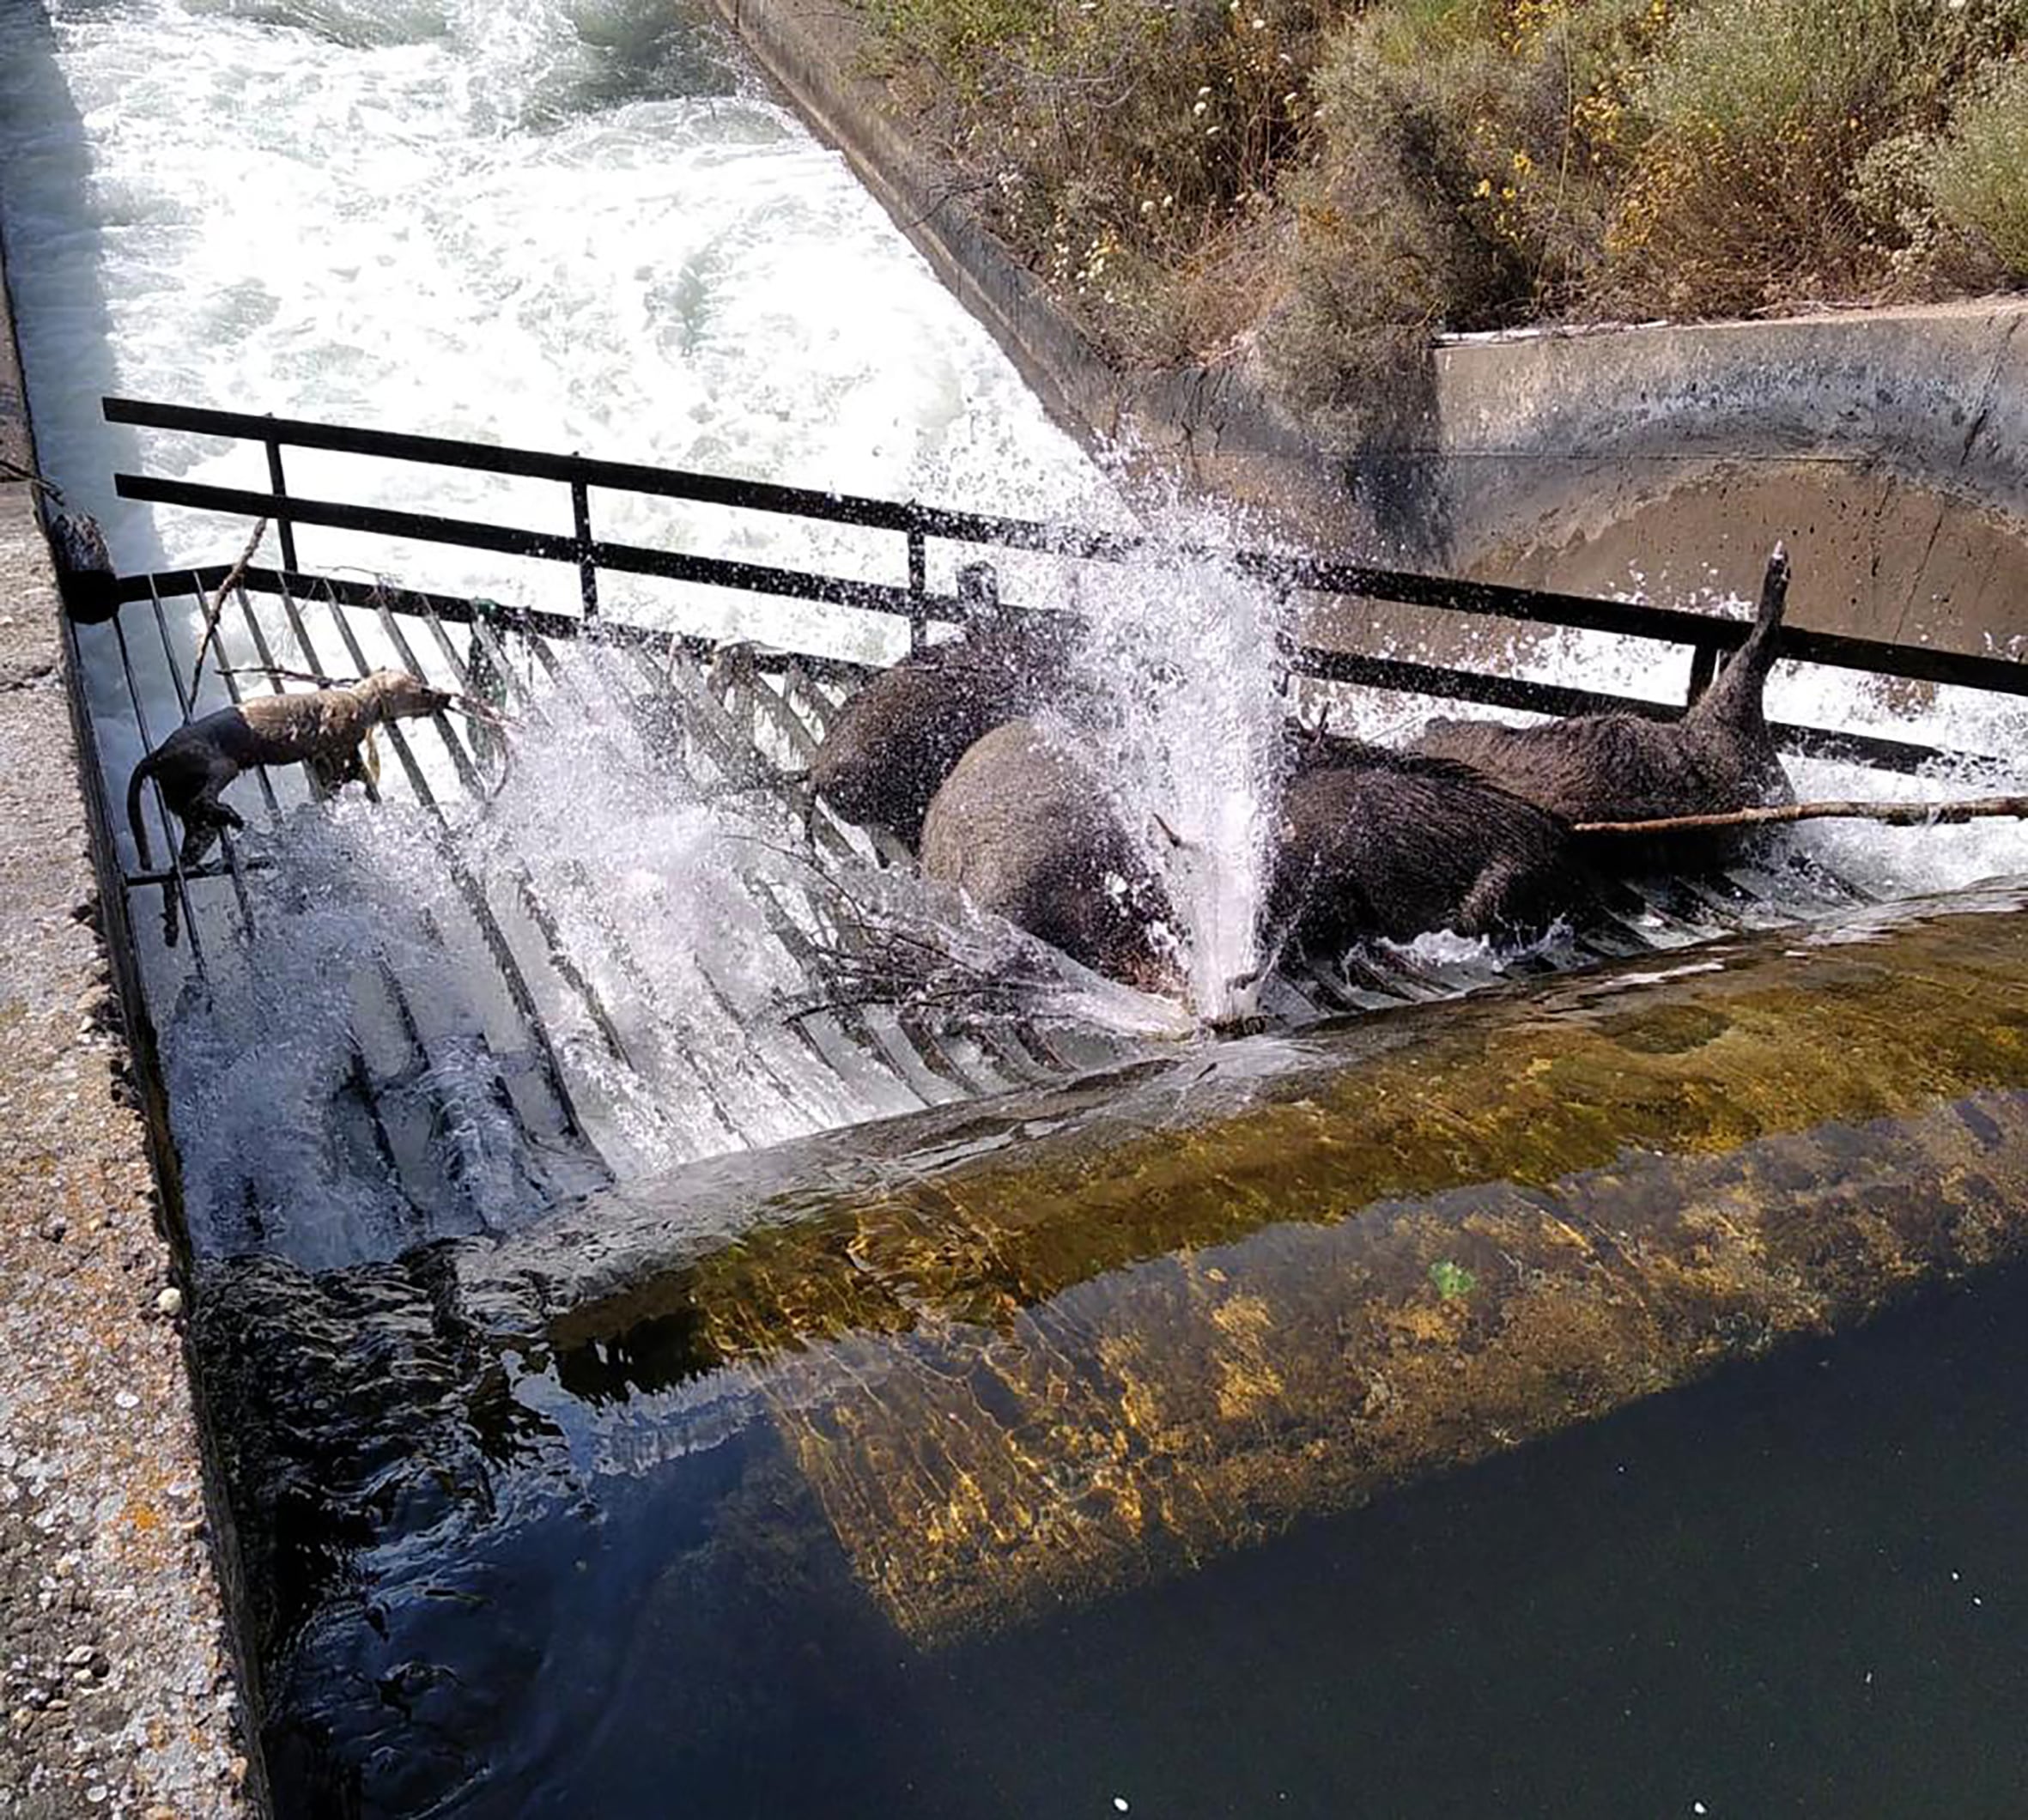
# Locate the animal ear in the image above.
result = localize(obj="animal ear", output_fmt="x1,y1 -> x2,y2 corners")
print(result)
361,729 -> 381,791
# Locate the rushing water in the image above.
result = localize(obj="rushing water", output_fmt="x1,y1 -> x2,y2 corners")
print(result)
0,0 -> 1296,1254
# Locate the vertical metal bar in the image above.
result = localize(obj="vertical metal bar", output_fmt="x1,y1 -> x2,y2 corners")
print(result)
1686,641 -> 1719,706
571,465 -> 598,621
906,519 -> 927,652
109,611 -> 209,978
144,574 -> 258,942
264,428 -> 300,573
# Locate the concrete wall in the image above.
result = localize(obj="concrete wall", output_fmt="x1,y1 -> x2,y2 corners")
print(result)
1416,303 -> 2028,649
0,203 -> 250,1813
712,0 -> 2028,652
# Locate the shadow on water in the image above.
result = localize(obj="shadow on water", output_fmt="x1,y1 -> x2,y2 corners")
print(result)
920,1255 -> 2028,1820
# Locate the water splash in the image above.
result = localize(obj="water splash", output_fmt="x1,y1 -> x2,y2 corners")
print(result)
1063,482 -> 1294,1021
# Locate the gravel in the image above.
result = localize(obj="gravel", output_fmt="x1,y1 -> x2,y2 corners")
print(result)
0,240 -> 252,1815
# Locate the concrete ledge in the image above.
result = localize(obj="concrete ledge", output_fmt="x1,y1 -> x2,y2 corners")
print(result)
1417,302 -> 2028,646
0,201 -> 250,1813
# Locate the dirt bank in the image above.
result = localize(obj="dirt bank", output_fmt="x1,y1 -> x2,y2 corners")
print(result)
712,0 -> 2028,652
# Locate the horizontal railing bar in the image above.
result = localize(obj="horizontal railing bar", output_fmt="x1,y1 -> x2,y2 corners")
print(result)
1290,648 -> 1684,722
107,396 -> 941,536
113,459 -> 2028,701
126,856 -> 279,889
126,560 -> 1971,778
1288,648 -> 1958,776
114,474 -> 952,620
118,564 -> 880,685
1264,555 -> 2028,697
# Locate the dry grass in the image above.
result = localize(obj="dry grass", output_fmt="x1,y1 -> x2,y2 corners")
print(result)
854,0 -> 2028,415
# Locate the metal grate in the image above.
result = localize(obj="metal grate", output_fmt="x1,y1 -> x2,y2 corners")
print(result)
70,400 -> 2028,1198
90,567 -> 1170,1204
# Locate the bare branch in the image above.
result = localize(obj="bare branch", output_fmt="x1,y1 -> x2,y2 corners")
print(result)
1576,796 -> 2028,837
187,519 -> 269,704
219,663 -> 352,689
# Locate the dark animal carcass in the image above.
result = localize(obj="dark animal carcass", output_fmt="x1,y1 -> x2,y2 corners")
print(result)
1268,742 -> 1586,959
47,510 -> 119,625
1409,546 -> 1794,864
919,718 -> 1178,991
810,615 -> 1078,848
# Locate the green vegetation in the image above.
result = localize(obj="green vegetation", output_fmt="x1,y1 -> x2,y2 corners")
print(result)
1428,1258 -> 1478,1301
855,0 -> 2028,420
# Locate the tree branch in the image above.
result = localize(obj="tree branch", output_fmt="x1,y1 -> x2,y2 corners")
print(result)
1576,796 -> 2028,836
187,519 -> 269,704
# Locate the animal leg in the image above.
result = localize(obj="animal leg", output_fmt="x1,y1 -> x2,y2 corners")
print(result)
1697,543 -> 1790,728
1456,856 -> 1533,939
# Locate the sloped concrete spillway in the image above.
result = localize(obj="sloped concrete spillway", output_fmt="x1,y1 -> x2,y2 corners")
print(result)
202,896 -> 2028,1810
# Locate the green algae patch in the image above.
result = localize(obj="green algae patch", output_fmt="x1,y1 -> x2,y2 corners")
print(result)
554,902 -> 2028,1361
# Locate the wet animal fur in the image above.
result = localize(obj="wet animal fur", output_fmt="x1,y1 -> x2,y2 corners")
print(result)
811,616 -> 1079,848
126,669 -> 450,885
1269,742 -> 1587,958
1408,546 -> 1794,868
919,719 -> 1177,991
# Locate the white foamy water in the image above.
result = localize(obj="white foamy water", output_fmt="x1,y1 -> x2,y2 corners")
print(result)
1065,495 -> 1294,1020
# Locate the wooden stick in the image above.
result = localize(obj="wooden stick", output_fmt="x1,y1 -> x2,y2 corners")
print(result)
220,662 -> 350,689
1576,795 -> 2028,836
187,519 -> 269,702
219,662 -> 517,731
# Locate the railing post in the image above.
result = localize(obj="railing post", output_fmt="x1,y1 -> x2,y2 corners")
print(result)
906,513 -> 927,652
571,466 -> 598,621
264,426 -> 299,573
1685,640 -> 1719,706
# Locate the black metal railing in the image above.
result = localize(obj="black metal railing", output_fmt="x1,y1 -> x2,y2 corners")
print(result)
102,396 -> 2028,775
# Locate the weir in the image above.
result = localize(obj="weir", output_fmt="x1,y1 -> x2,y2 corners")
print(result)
75,398 -> 2028,1226
9,0 -> 2028,1806
39,396 -> 2028,1810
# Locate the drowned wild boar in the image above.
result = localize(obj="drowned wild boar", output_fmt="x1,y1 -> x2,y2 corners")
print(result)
810,610 -> 1078,848
919,718 -> 1178,992
1409,545 -> 1794,865
1267,741 -> 1587,960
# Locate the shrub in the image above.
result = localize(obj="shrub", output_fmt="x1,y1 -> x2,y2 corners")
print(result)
1266,0 -> 1667,418
1927,58 -> 2028,282
862,0 -> 1330,358
1603,0 -> 2028,312
854,0 -> 2028,390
